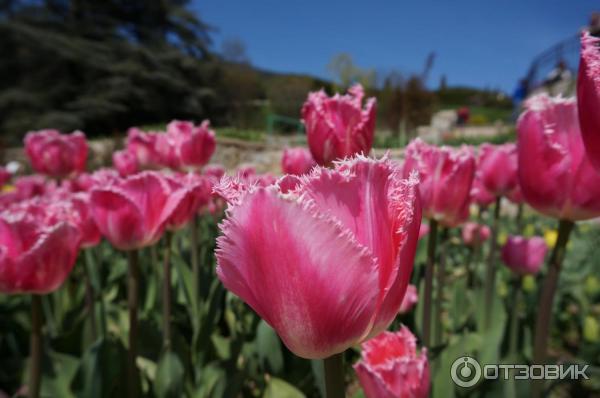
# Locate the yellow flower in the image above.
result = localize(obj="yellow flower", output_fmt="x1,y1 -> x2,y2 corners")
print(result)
584,316 -> 600,343
522,275 -> 536,292
498,232 -> 508,246
544,230 -> 558,247
524,224 -> 535,236
1,184 -> 15,193
585,276 -> 600,296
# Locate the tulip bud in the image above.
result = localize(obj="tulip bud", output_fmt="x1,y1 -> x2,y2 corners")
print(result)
501,236 -> 548,275
354,327 -> 430,398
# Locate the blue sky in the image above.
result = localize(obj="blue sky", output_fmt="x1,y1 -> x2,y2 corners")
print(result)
192,1 -> 598,93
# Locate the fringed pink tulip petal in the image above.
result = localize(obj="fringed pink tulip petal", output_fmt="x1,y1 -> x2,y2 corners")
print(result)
578,32 -> 600,172
299,158 -> 420,334
215,155 -> 421,359
517,94 -> 600,221
216,187 -> 381,359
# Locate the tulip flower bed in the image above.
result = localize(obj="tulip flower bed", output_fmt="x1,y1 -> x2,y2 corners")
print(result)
2,33 -> 600,398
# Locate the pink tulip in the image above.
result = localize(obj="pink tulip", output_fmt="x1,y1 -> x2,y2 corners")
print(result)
14,175 -> 51,200
113,150 -> 138,177
478,143 -> 518,197
399,284 -> 418,314
90,172 -> 180,250
24,129 -> 88,178
281,147 -> 317,175
577,32 -> 600,172
215,156 -> 421,358
517,94 -> 600,220
403,138 -> 475,227
203,164 -> 226,180
125,127 -> 162,168
418,223 -> 430,240
52,194 -> 101,249
471,173 -> 496,208
163,173 -> 212,230
461,222 -> 491,247
167,120 -> 216,168
354,327 -> 430,398
302,84 -> 376,165
0,214 -> 81,294
154,132 -> 181,169
501,236 -> 548,275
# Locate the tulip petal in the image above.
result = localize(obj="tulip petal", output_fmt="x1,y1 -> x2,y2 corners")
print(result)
0,222 -> 80,294
90,188 -> 147,250
216,187 -> 380,359
578,32 -> 600,171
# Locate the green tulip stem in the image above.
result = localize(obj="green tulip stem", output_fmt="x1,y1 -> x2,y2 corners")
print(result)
434,228 -> 450,347
422,219 -> 439,348
531,219 -> 574,398
323,352 -> 345,398
127,249 -> 140,398
483,196 -> 501,330
163,232 -> 173,351
83,253 -> 97,341
509,276 -> 522,356
191,216 -> 200,305
29,295 -> 42,398
516,203 -> 524,234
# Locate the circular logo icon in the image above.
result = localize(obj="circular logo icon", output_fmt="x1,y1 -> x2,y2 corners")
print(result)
451,356 -> 482,388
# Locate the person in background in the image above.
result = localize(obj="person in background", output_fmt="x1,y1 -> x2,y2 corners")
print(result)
512,78 -> 529,121
456,107 -> 470,126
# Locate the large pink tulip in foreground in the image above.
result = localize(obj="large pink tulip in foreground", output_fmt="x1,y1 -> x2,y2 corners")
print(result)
403,138 -> 475,227
302,84 -> 376,166
354,327 -> 430,398
577,31 -> 600,172
517,94 -> 600,221
215,156 -> 421,359
24,129 -> 88,178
